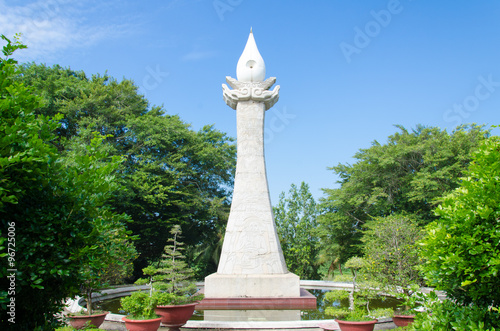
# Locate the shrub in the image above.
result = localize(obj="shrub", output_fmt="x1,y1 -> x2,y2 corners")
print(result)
420,133 -> 500,308
410,299 -> 500,331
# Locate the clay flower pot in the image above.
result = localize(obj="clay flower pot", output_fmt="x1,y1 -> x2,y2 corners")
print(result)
122,316 -> 162,331
335,319 -> 378,331
155,302 -> 198,331
392,314 -> 415,327
68,311 -> 108,329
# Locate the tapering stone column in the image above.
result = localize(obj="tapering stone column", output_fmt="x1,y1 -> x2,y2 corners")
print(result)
204,30 -> 300,299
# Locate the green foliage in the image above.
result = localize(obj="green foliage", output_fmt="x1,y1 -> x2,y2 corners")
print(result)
189,202 -> 227,278
318,125 -> 489,272
274,182 -> 320,279
63,133 -> 138,315
362,214 -> 424,293
409,299 -> 500,330
135,225 -> 203,305
0,35 -> 72,330
394,284 -> 427,315
0,34 -> 26,67
120,291 -> 158,320
55,326 -> 102,331
341,310 -> 375,322
324,257 -> 393,321
420,133 -> 500,308
0,38 -> 136,329
17,62 -> 236,277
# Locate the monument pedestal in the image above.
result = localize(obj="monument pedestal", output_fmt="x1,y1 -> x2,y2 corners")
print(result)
200,275 -> 316,310
205,272 -> 300,298
203,309 -> 301,322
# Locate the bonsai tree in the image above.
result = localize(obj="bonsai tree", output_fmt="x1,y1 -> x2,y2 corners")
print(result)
136,225 -> 203,305
324,257 -> 393,321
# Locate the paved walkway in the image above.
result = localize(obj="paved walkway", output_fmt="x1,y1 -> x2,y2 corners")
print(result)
99,319 -> 397,330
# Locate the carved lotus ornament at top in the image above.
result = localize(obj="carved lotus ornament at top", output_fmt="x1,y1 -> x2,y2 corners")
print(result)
223,29 -> 280,110
236,29 -> 265,83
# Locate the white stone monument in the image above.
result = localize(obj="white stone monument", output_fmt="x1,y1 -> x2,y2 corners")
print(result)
204,30 -> 301,300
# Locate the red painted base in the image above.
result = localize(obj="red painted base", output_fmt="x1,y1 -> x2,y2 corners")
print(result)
197,288 -> 317,310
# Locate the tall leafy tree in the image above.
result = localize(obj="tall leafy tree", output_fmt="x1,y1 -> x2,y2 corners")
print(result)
0,35 -> 135,330
18,63 -> 236,277
274,182 -> 320,279
318,125 -> 489,274
420,132 -> 500,308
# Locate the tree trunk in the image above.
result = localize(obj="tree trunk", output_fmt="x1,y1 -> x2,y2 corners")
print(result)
349,270 -> 356,311
86,288 -> 93,315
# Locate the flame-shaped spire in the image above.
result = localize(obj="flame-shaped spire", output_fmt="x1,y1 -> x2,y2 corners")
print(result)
236,29 -> 266,82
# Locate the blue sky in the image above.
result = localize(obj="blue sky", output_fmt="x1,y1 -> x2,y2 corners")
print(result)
2,0 -> 500,204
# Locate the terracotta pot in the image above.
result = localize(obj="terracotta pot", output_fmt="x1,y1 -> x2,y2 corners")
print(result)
335,319 -> 378,331
155,302 -> 198,331
68,311 -> 108,329
392,314 -> 415,327
122,316 -> 162,331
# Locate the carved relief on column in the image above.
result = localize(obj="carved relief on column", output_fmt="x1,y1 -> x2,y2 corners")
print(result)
222,76 -> 280,111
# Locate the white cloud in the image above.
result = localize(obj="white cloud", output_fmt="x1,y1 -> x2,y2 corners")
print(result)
0,0 -> 131,62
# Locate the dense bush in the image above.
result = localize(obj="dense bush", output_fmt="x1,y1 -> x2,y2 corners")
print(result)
416,131 -> 500,329
410,299 -> 500,331
420,133 -> 500,307
0,35 -> 135,330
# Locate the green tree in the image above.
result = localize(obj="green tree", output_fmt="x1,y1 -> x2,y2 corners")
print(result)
317,208 -> 361,276
136,225 -> 202,305
361,214 -> 424,294
17,63 -> 236,277
0,35 -> 72,329
65,134 -> 137,315
318,125 -> 489,274
420,132 -> 500,308
324,257 -> 392,321
189,202 -> 227,278
274,182 -> 320,279
0,36 -> 136,330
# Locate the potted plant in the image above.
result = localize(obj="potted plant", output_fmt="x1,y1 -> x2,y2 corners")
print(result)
67,211 -> 137,329
391,284 -> 427,327
121,290 -> 162,331
66,261 -> 110,330
322,257 -> 392,331
361,215 -> 425,328
135,225 -> 203,331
